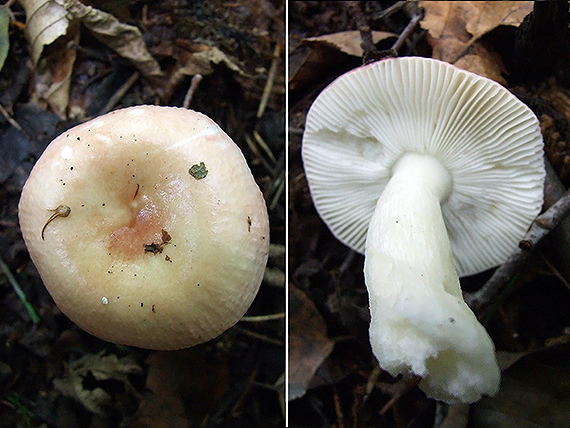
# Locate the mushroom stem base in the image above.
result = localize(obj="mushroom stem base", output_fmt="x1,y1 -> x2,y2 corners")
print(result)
364,153 -> 500,403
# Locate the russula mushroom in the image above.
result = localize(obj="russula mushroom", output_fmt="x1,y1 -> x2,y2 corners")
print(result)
302,57 -> 545,403
19,105 -> 269,350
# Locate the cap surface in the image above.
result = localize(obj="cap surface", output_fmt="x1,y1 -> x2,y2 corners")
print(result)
302,57 -> 544,277
19,105 -> 269,350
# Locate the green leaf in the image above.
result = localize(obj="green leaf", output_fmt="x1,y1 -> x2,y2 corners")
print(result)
0,7 -> 9,73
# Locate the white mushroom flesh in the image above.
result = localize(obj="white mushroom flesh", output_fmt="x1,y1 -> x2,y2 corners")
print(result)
19,106 -> 270,350
365,152 -> 499,403
302,57 -> 545,403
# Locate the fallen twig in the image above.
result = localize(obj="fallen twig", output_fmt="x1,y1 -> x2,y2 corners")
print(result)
234,326 -> 284,346
183,73 -> 203,109
0,103 -> 28,139
240,313 -> 285,322
257,43 -> 280,119
390,7 -> 424,54
465,166 -> 570,313
99,71 -> 140,115
253,129 -> 276,163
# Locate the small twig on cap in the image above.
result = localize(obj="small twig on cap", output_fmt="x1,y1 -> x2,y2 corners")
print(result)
182,74 -> 203,109
0,256 -> 40,324
41,205 -> 71,240
465,182 -> 570,313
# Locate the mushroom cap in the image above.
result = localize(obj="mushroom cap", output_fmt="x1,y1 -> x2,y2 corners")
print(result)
302,57 -> 544,277
18,105 -> 269,350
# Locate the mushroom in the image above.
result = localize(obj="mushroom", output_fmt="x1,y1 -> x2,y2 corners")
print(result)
301,57 -> 544,403
19,105 -> 270,350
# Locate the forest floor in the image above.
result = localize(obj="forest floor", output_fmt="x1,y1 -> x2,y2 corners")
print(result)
289,2 -> 570,428
0,1 -> 285,427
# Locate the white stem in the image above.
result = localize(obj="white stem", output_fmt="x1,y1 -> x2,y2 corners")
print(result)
364,153 -> 500,404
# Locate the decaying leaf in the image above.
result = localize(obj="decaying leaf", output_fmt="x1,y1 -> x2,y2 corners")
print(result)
289,30 -> 396,93
58,0 -> 163,79
19,0 -> 163,118
19,0 -> 76,117
149,41 -> 245,101
538,84 -> 570,179
172,45 -> 242,81
420,1 -> 532,62
419,1 -> 532,81
20,0 -> 70,66
53,352 -> 141,415
454,45 -> 507,85
288,284 -> 335,401
305,30 -> 397,58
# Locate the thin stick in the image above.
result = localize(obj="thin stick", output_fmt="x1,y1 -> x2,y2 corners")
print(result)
539,252 -> 570,292
234,326 -> 284,346
390,8 -> 424,53
0,103 -> 27,137
183,74 -> 203,109
253,129 -> 277,163
269,171 -> 285,211
240,312 -> 285,322
373,1 -> 407,21
244,133 -> 274,173
465,185 -> 570,312
99,71 -> 140,115
345,2 -> 377,62
333,385 -> 345,428
257,44 -> 281,119
0,257 -> 40,324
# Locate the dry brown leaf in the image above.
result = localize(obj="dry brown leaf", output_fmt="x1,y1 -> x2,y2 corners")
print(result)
20,0 -> 70,66
58,0 -> 163,79
420,1 -> 533,63
20,0 -> 77,117
305,30 -> 397,58
454,43 -> 507,85
538,84 -> 570,179
289,30 -> 396,93
20,0 -> 163,117
288,284 -> 335,401
152,43 -> 244,101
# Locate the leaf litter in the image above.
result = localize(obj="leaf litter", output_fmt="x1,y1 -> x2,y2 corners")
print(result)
289,2 -> 570,427
0,1 -> 284,427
